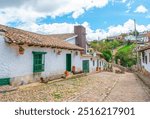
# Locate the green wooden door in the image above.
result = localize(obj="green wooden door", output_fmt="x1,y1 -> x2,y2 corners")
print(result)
66,54 -> 72,71
82,60 -> 89,73
0,78 -> 10,86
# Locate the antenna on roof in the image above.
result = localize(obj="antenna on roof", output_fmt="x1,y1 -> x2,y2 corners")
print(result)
134,19 -> 137,42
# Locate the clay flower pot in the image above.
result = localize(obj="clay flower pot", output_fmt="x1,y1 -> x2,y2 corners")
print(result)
75,51 -> 78,55
64,71 -> 69,77
57,50 -> 62,55
19,46 -> 25,55
72,66 -> 76,72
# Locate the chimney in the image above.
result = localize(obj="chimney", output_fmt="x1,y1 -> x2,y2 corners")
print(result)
74,25 -> 87,54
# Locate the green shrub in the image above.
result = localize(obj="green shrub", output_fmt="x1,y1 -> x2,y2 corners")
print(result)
115,44 -> 136,67
102,50 -> 112,62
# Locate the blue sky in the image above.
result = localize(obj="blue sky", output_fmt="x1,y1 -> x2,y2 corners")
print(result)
37,0 -> 150,31
0,0 -> 150,40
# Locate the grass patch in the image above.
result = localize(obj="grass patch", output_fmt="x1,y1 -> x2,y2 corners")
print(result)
118,44 -> 136,53
115,43 -> 137,67
52,92 -> 62,100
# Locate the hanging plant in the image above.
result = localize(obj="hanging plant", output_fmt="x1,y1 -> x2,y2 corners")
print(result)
19,46 -> 25,55
75,51 -> 78,55
57,50 -> 62,55
80,51 -> 83,55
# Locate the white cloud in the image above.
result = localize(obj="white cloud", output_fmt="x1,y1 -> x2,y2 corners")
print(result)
125,0 -> 135,13
0,0 -> 109,25
146,15 -> 150,18
0,1 -> 149,41
15,19 -> 150,41
106,19 -> 150,36
72,9 -> 85,19
17,22 -> 76,34
134,5 -> 148,13
122,0 -> 127,3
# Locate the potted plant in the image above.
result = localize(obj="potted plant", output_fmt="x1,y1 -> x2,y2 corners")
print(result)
57,50 -> 62,55
64,70 -> 69,77
75,51 -> 78,55
19,46 -> 25,55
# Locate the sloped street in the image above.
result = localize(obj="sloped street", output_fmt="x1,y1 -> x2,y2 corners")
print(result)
0,71 -> 150,102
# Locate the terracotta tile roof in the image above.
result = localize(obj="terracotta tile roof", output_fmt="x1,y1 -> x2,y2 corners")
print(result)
138,44 -> 150,52
0,24 -> 83,51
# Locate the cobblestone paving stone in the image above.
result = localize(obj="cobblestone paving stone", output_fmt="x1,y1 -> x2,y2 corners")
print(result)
0,71 -> 150,102
104,73 -> 150,102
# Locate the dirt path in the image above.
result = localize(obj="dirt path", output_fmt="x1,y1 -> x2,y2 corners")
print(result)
112,45 -> 124,56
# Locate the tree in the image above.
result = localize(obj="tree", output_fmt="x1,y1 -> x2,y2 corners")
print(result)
102,50 -> 112,62
115,44 -> 136,67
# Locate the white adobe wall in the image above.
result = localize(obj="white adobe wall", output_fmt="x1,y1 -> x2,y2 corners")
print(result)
90,59 -> 97,72
72,53 -> 82,72
141,49 -> 150,72
0,35 -> 82,85
99,59 -> 106,70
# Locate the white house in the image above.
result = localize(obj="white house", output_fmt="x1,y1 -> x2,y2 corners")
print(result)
0,24 -> 106,86
0,24 -> 84,86
58,26 -> 107,73
138,44 -> 150,72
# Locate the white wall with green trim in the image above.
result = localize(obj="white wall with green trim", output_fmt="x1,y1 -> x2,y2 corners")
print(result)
0,35 -> 82,85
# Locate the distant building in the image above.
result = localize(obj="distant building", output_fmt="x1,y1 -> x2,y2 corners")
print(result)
124,33 -> 149,44
106,35 -> 124,41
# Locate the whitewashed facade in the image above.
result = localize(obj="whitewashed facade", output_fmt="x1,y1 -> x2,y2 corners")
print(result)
64,36 -> 106,72
140,49 -> 150,72
0,24 -> 107,86
0,34 -> 82,86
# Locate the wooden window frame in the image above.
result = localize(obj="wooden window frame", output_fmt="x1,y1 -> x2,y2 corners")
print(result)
93,60 -> 95,66
145,55 -> 147,64
32,52 -> 47,73
149,53 -> 150,62
142,52 -> 145,63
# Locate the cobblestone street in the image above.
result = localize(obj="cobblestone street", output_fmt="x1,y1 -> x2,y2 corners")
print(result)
0,71 -> 150,102
68,72 -> 150,102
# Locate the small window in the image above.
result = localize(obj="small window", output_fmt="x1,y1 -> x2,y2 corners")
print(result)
149,53 -> 150,62
145,56 -> 147,64
33,52 -> 47,72
93,61 -> 95,66
142,52 -> 145,63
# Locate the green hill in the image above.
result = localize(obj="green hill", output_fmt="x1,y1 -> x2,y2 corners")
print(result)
115,44 -> 137,67
90,40 -> 137,67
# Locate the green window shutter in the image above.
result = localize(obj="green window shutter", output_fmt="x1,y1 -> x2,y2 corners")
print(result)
32,52 -> 47,73
82,60 -> 89,73
0,78 -> 10,86
66,54 -> 72,71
